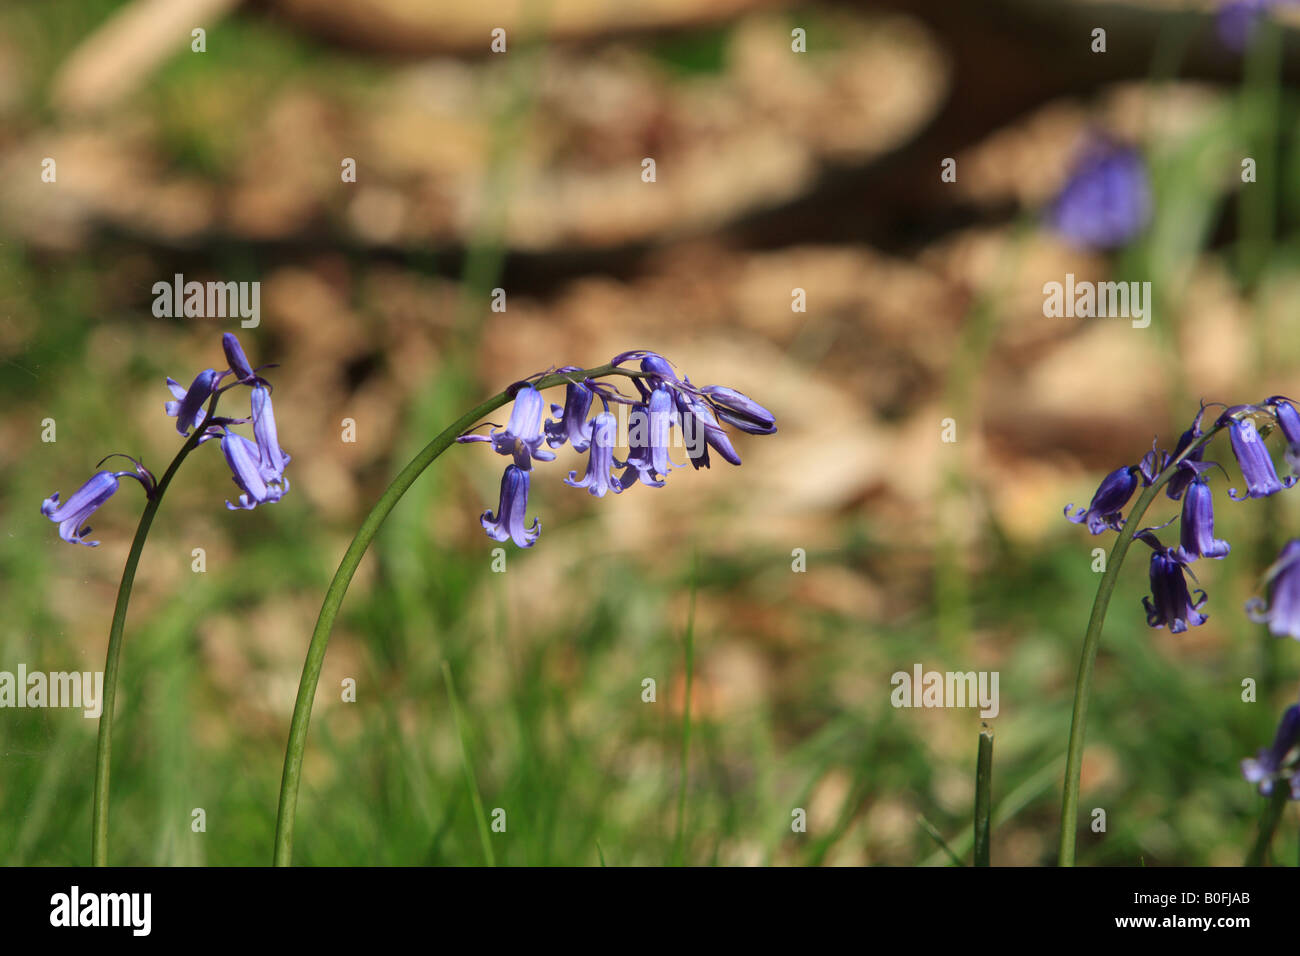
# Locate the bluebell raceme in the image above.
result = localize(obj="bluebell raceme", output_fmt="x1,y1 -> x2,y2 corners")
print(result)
458,350 -> 776,549
1063,396 -> 1300,796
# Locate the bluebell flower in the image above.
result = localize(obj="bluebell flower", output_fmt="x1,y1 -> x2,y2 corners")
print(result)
1138,439 -> 1168,486
1242,703 -> 1300,798
620,387 -> 676,489
545,371 -> 594,452
1166,405 -> 1210,500
457,384 -> 557,470
1247,539 -> 1300,641
698,385 -> 777,435
565,412 -> 621,497
1064,465 -> 1139,534
1264,396 -> 1300,474
43,334 -> 289,547
221,430 -> 285,511
1138,532 -> 1208,633
41,463 -> 152,547
1048,137 -> 1151,249
482,465 -> 540,548
611,350 -> 678,395
222,332 -> 257,383
674,385 -> 740,469
250,386 -> 290,483
1173,467 -> 1230,562
165,368 -> 222,436
1225,415 -> 1294,499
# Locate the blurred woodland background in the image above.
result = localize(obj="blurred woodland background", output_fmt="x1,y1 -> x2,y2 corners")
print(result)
6,0 -> 1300,865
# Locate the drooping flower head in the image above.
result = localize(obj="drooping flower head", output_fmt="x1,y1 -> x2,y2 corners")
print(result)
457,384 -> 557,470
221,430 -> 286,511
165,368 -> 222,436
482,464 -> 540,548
1064,465 -> 1139,535
1223,413 -> 1294,500
1048,136 -> 1152,250
620,386 -> 677,490
545,369 -> 595,453
251,386 -> 290,483
1137,531 -> 1208,633
565,411 -> 621,498
43,334 -> 290,546
1242,702 -> 1300,798
1173,464 -> 1230,562
461,352 -> 776,547
41,461 -> 154,547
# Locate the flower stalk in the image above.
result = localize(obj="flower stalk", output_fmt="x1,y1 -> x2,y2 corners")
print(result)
271,363 -> 650,865
92,397 -> 219,866
1058,425 -> 1220,866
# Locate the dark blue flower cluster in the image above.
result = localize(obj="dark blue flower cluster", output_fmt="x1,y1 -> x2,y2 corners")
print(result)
1063,397 -> 1300,796
1066,399 -> 1300,635
41,334 -> 289,545
457,351 -> 776,548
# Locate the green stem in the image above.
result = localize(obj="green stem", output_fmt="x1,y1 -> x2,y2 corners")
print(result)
271,364 -> 643,866
1245,784 -> 1289,867
974,723 -> 993,867
1057,426 -> 1220,866
92,399 -> 218,866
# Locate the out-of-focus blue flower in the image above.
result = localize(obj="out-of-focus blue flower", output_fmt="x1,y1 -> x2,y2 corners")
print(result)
482,464 -> 540,548
1247,539 -> 1300,640
1225,416 -> 1294,499
565,412 -> 621,498
1064,465 -> 1138,534
1173,468 -> 1230,562
1242,702 -> 1300,798
1139,532 -> 1208,633
41,464 -> 152,547
545,371 -> 594,452
1048,137 -> 1151,250
1217,0 -> 1290,53
457,384 -> 557,470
